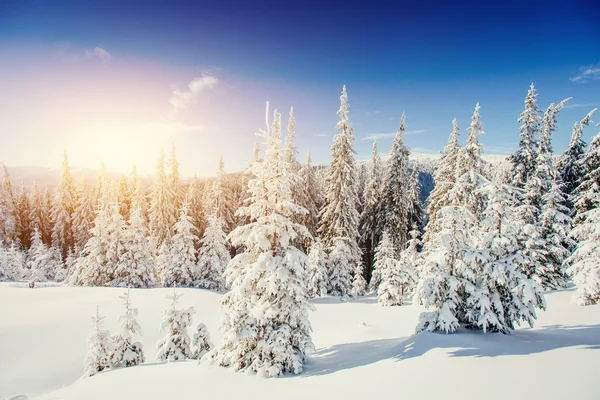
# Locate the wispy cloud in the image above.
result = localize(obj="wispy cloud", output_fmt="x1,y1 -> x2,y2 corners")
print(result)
564,102 -> 598,109
570,63 -> 600,83
363,129 -> 427,140
313,133 -> 329,137
365,110 -> 382,116
169,74 -> 219,111
84,47 -> 112,66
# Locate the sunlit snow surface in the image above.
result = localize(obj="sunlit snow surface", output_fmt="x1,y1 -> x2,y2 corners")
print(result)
0,283 -> 598,399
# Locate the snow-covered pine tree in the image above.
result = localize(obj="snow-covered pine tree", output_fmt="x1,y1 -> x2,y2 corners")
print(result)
28,228 -> 61,282
41,187 -> 54,245
191,323 -> 213,360
167,143 -> 182,212
407,168 -> 424,235
319,86 -> 361,296
0,243 -> 9,281
468,182 -> 546,332
359,141 -> 384,282
573,129 -> 600,221
84,306 -> 112,377
115,187 -> 155,288
16,182 -> 31,250
51,151 -> 76,260
306,239 -> 327,298
370,230 -> 396,293
508,83 -> 542,189
351,260 -> 367,297
254,141 -> 261,162
0,165 -> 18,245
187,176 -> 207,241
28,182 -> 43,239
209,156 -> 236,233
356,163 -> 368,216
161,202 -> 197,288
378,228 -> 417,306
148,150 -> 177,249
117,175 -> 131,221
424,119 -> 461,244
214,104 -> 313,377
111,289 -> 145,368
72,178 -> 94,250
381,113 -> 411,252
156,288 -> 195,361
298,151 -> 320,243
196,213 -> 230,290
6,242 -> 25,281
283,106 -> 302,203
556,108 -> 597,212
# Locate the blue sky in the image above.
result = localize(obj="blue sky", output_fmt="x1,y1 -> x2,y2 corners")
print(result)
0,0 -> 599,176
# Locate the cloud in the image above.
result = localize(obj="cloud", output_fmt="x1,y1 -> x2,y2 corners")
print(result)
313,133 -> 329,137
85,47 -> 112,66
363,129 -> 427,140
564,102 -> 598,109
570,63 -> 600,83
365,110 -> 382,116
169,74 -> 219,111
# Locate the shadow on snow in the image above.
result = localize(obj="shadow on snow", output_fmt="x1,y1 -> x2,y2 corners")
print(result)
302,324 -> 600,376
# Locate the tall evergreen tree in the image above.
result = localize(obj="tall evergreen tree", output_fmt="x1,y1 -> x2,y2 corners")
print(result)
0,165 -> 18,245
359,141 -> 384,282
407,168 -> 424,234
72,178 -> 94,251
187,176 -> 207,241
381,113 -> 411,251
508,83 -> 542,189
16,182 -> 31,249
167,143 -> 182,211
148,150 -> 177,249
51,152 -> 76,259
370,230 -> 396,292
214,105 -> 313,377
161,203 -> 197,288
318,86 -> 361,297
298,151 -> 320,243
210,156 -> 236,233
557,109 -> 597,212
41,187 -> 54,245
306,239 -> 328,298
196,213 -> 230,290
573,130 -> 600,221
424,119 -> 461,243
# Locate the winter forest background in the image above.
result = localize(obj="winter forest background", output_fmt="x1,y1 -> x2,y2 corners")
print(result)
1,83 -> 600,397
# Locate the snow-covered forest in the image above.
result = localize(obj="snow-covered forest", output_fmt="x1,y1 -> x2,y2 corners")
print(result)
1,84 -> 600,398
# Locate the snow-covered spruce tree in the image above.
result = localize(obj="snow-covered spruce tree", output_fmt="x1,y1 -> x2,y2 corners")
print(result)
196,214 -> 230,290
573,129 -> 600,221
214,104 -> 313,377
72,178 -> 94,251
467,182 -> 545,333
283,106 -> 302,203
148,150 -> 177,249
5,242 -> 25,281
187,176 -> 207,241
306,239 -> 328,298
539,180 -> 573,289
319,86 -> 361,296
557,108 -> 597,212
51,151 -> 76,260
508,83 -> 542,189
16,182 -> 31,250
370,230 -> 396,293
115,188 -> 155,288
424,118 -> 461,244
111,289 -> 145,368
156,288 -> 195,361
117,175 -> 131,221
455,103 -> 486,219
0,243 -> 9,281
0,164 -> 18,245
84,306 -> 112,377
359,141 -> 384,281
381,113 -> 411,252
408,168 -> 424,235
298,151 -> 320,242
168,143 -> 182,212
161,202 -> 197,288
378,228 -> 417,306
191,323 -> 213,360
351,260 -> 367,297
356,163 -> 368,216
28,228 -> 61,282
209,156 -> 236,233
536,99 -> 570,194
28,182 -> 43,238
41,187 -> 54,245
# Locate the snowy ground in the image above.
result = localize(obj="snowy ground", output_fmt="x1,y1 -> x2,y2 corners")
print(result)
1,283 -> 599,400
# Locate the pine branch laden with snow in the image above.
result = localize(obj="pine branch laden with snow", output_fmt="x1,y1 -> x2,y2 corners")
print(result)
191,323 -> 213,360
84,306 -> 112,377
214,104 -> 314,377
196,213 -> 230,290
161,203 -> 197,288
111,289 -> 145,368
381,113 -> 411,252
508,83 -> 542,189
306,240 -> 328,298
318,86 -> 362,296
424,118 -> 461,243
156,288 -> 195,362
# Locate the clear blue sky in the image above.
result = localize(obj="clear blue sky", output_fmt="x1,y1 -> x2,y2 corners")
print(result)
0,0 -> 599,176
